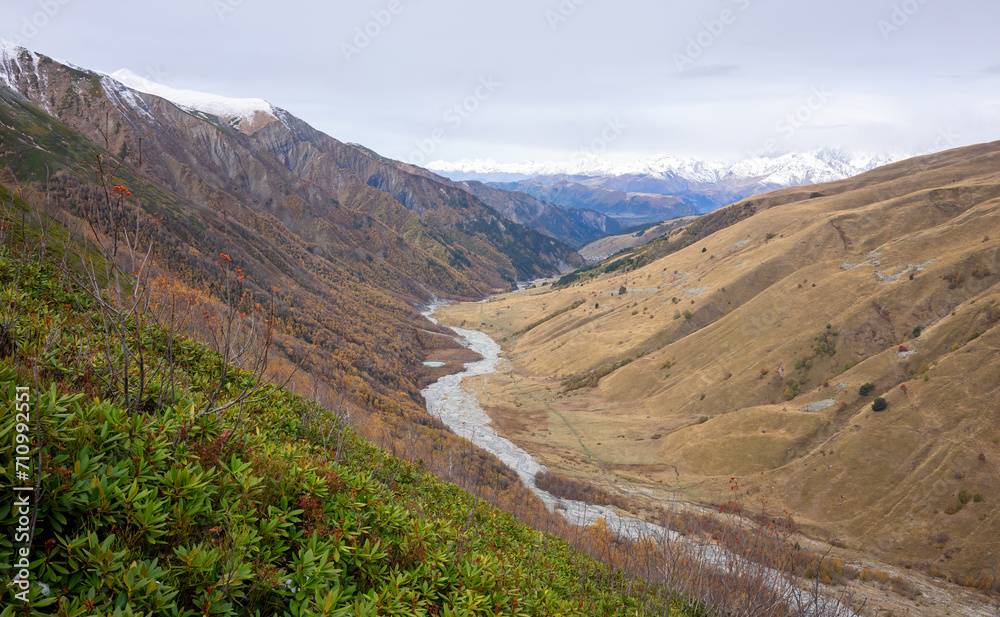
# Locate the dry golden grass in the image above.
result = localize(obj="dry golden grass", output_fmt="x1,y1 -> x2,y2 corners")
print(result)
436,142 -> 1000,584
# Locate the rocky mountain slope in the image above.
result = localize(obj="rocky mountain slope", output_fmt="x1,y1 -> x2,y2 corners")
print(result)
0,41 -> 581,292
434,141 -> 1000,585
455,180 -> 620,248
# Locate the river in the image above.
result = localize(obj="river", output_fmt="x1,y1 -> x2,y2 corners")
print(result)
419,303 -> 856,616
420,304 -> 666,538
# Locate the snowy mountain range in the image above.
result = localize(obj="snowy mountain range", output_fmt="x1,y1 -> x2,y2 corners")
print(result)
428,150 -> 910,189
427,150 -> 913,216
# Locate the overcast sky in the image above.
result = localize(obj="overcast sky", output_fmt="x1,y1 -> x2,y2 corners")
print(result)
3,0 -> 998,164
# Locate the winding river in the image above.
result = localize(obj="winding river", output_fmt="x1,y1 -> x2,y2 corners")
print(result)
421,304 -> 680,539
420,304 -> 855,616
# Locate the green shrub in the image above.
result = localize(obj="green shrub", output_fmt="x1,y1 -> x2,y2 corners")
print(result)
859,383 -> 875,396
959,489 -> 971,504
872,397 -> 888,412
974,492 -> 983,502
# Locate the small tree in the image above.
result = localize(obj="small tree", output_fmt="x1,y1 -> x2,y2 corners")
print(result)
859,383 -> 875,396
872,397 -> 888,412
618,285 -> 627,296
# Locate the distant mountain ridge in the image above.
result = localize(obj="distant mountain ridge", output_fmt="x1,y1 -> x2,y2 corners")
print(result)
428,150 -> 912,215
428,150 -> 909,186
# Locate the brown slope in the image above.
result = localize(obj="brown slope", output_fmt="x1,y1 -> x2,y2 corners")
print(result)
435,141 -> 1000,583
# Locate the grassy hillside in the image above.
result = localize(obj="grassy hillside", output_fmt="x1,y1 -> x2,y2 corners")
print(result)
434,142 -> 1000,591
0,198 -> 699,616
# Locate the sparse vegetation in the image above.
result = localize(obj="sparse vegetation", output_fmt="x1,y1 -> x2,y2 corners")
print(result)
514,299 -> 587,336
943,270 -> 967,289
562,357 -> 634,392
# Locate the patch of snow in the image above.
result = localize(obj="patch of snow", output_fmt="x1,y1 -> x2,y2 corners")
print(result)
107,69 -> 275,122
729,237 -> 753,250
0,39 -> 38,90
898,350 -> 919,360
684,287 -> 709,296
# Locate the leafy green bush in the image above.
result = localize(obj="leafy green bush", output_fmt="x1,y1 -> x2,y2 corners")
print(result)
872,397 -> 888,412
859,383 -> 875,396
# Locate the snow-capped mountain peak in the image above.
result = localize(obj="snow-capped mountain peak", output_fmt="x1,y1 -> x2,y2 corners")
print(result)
108,69 -> 276,125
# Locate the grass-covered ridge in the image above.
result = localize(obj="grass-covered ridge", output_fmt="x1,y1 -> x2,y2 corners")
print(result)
0,220 -> 693,615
